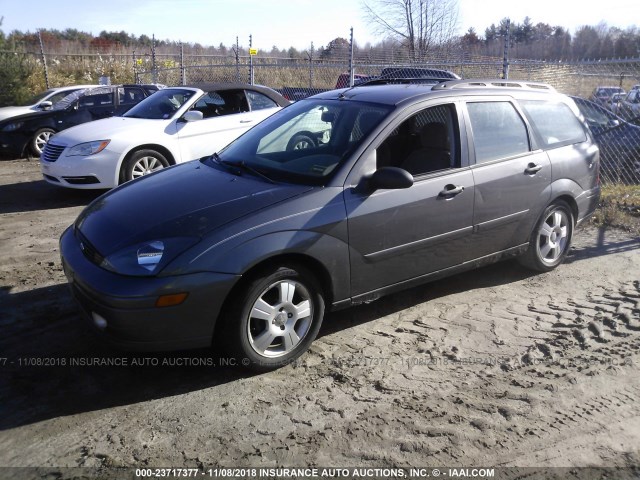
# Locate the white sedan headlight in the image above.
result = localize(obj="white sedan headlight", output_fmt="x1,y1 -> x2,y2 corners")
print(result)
67,140 -> 110,157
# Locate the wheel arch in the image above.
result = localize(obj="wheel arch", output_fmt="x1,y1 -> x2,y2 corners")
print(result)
212,252 -> 335,343
551,194 -> 579,224
118,144 -> 177,184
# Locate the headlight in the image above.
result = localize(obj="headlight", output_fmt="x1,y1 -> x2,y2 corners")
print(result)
67,140 -> 110,157
1,122 -> 24,132
100,237 -> 199,276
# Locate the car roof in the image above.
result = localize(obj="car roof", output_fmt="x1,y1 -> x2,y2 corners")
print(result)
181,82 -> 290,107
312,79 -> 559,107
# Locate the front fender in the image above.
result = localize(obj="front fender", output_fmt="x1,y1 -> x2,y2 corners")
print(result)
188,230 -> 351,305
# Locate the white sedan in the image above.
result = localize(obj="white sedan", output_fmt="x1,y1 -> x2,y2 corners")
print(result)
40,84 -> 290,189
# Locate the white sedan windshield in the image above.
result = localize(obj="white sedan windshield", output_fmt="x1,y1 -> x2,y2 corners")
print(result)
123,89 -> 197,120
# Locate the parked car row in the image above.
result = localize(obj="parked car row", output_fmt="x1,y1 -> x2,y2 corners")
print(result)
57,78 -> 600,371
0,84 -> 162,157
590,85 -> 640,125
41,84 -> 289,188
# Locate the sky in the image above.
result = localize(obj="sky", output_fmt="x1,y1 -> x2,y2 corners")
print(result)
0,0 -> 639,51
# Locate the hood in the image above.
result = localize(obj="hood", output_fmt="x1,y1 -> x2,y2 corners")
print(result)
0,108 -> 58,127
76,159 -> 312,256
0,106 -> 33,122
50,116 -> 165,146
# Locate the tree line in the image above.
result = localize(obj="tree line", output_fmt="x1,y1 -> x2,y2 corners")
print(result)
0,19 -> 639,61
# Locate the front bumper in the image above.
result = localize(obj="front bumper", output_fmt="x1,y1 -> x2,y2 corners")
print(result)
60,226 -> 240,351
0,132 -> 29,157
41,145 -> 121,189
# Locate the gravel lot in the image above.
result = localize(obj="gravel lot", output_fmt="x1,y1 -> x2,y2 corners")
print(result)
1,158 -> 639,478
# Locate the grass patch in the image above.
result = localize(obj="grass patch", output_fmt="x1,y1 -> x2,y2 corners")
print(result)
590,184 -> 640,235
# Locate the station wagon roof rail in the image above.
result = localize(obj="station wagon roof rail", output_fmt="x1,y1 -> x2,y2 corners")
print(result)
432,79 -> 556,91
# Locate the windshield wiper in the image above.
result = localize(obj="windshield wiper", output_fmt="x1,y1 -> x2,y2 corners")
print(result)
212,153 -> 277,184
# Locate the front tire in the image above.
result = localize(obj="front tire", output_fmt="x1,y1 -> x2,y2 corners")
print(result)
519,201 -> 574,272
286,133 -> 316,151
224,264 -> 325,372
122,149 -> 169,183
30,128 -> 55,157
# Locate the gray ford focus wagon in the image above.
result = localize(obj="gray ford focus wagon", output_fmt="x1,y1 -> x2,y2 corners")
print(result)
60,79 -> 601,371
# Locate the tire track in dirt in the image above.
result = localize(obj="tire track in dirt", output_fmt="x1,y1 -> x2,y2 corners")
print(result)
282,278 -> 640,466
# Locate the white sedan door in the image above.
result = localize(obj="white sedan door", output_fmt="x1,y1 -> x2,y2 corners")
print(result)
176,88 -> 280,162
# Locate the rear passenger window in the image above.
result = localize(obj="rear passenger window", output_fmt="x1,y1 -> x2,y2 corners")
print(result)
467,102 -> 529,163
519,100 -> 587,148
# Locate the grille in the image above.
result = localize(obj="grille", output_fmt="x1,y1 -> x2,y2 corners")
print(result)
42,142 -> 66,162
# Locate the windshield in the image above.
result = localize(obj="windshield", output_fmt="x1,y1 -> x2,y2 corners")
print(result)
574,97 -> 620,129
213,99 -> 392,185
123,88 -> 197,119
52,88 -> 95,111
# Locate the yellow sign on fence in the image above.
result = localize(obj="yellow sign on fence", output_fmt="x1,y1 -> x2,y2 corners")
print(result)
249,48 -> 258,56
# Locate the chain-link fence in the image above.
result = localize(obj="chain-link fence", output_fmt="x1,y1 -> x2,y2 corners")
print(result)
12,40 -> 639,185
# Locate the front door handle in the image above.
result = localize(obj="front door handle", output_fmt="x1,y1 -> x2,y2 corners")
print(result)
439,184 -> 465,198
525,163 -> 543,175
239,119 -> 254,124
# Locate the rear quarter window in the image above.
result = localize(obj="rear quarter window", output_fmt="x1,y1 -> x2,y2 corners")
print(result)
519,100 -> 586,149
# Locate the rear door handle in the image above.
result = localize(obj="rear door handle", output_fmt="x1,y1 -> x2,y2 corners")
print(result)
439,184 -> 465,198
239,119 -> 254,123
525,163 -> 543,174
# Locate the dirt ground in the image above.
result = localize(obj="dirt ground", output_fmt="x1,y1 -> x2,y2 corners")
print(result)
1,158 -> 640,478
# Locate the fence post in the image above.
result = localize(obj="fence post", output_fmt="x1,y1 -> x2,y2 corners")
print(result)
502,19 -> 510,79
234,36 -> 240,82
349,27 -> 354,87
152,34 -> 158,84
308,42 -> 314,90
133,50 -> 137,83
37,30 -> 50,89
249,34 -> 254,85
180,42 -> 186,85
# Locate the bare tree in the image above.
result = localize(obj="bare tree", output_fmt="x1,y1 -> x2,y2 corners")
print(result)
362,0 -> 460,60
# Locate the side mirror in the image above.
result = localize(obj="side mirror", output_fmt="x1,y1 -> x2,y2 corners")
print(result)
181,110 -> 203,122
38,101 -> 53,110
369,167 -> 413,190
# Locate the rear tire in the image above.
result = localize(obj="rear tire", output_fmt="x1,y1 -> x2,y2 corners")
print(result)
519,201 -> 574,272
222,264 -> 325,372
121,149 -> 169,183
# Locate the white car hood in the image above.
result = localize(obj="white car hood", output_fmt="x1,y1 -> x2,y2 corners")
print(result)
0,106 -> 33,122
50,116 -> 168,146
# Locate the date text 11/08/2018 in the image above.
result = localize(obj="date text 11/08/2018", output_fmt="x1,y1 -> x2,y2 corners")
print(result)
134,467 -> 496,478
